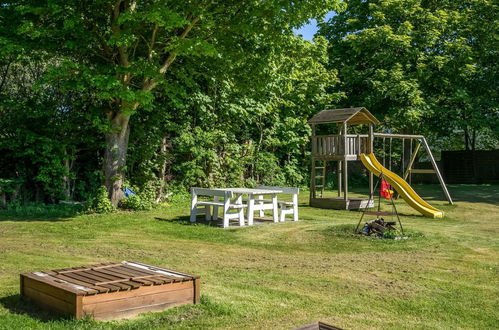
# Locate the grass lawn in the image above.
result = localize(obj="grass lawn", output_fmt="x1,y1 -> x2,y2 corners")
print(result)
0,184 -> 498,329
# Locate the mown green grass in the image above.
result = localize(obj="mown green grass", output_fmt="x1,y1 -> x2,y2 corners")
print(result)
0,184 -> 498,329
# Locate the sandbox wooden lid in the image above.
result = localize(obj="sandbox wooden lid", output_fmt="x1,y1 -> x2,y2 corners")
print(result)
21,261 -> 199,296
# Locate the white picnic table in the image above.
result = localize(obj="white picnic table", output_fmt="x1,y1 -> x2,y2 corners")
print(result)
212,187 -> 283,225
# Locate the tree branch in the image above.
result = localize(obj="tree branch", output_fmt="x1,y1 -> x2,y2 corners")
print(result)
159,16 -> 200,74
148,24 -> 159,61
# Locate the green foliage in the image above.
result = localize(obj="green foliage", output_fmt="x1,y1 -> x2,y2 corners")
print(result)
88,186 -> 116,214
0,178 -> 23,194
318,0 -> 498,149
0,202 -> 84,218
1,0 -> 495,209
0,0 -> 342,205
119,182 -> 157,211
382,229 -> 398,239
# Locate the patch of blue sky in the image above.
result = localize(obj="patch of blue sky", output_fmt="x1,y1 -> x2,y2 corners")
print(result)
293,11 -> 336,41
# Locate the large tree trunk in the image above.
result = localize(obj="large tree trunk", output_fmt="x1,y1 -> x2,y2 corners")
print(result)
62,148 -> 74,201
104,112 -> 130,206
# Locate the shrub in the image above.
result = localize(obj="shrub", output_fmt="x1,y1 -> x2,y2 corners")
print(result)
382,229 -> 398,239
119,181 -> 157,211
88,186 -> 116,213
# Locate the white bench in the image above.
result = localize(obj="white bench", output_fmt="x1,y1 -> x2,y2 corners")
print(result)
256,186 -> 299,222
190,188 -> 246,228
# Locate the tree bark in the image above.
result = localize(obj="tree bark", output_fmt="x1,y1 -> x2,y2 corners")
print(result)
104,111 -> 130,206
156,135 -> 172,203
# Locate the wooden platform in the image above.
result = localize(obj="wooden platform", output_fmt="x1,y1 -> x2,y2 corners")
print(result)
310,197 -> 374,210
20,261 -> 200,320
295,321 -> 343,330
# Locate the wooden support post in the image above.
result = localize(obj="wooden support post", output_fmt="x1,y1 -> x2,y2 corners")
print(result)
321,161 -> 326,197
421,137 -> 453,205
309,125 -> 316,201
343,157 -> 348,202
409,139 -> 413,184
357,134 -> 361,155
389,138 -> 392,171
382,137 -> 386,167
310,158 -> 316,200
402,138 -> 405,176
343,122 -> 348,202
337,160 -> 342,197
403,141 -> 420,181
368,124 -> 374,198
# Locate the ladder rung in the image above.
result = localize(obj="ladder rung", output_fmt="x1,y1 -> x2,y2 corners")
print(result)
314,167 -> 325,170
315,185 -> 324,188
315,176 -> 325,179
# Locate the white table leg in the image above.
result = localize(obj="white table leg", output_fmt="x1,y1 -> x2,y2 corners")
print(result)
293,193 -> 299,221
247,194 -> 255,226
272,194 -> 278,222
222,197 -> 230,228
190,191 -> 197,223
258,195 -> 264,218
212,196 -> 219,220
205,205 -> 211,221
235,194 -> 244,226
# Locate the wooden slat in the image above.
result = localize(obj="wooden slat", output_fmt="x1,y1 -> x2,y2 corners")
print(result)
100,267 -> 157,286
193,278 -> 200,304
116,266 -> 166,285
89,263 -> 127,270
22,273 -> 88,295
43,271 -> 108,294
22,276 -> 80,301
23,286 -> 75,315
83,288 -> 193,315
126,261 -> 199,280
117,265 -> 158,277
78,271 -> 133,291
51,262 -> 116,274
61,272 -> 122,292
81,281 -> 194,304
91,299 -> 193,321
91,269 -> 142,289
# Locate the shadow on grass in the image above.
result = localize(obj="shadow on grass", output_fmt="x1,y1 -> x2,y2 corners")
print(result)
446,184 -> 499,205
0,203 -> 84,222
155,215 -> 224,227
0,214 -> 70,222
0,294 -> 71,322
154,215 -> 278,228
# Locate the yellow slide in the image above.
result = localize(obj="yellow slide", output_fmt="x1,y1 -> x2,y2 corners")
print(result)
360,153 -> 444,218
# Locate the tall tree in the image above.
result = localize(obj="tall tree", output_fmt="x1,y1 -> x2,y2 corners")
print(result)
318,0 -> 498,147
2,0 -> 340,205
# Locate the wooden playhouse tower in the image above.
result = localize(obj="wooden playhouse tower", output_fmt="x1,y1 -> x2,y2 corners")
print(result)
308,107 -> 378,210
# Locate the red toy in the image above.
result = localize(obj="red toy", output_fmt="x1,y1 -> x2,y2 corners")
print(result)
380,179 -> 394,199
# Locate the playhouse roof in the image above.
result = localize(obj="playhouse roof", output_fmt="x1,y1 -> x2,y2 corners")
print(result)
307,107 -> 380,125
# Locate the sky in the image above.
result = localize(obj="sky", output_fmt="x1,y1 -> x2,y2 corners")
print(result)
293,12 -> 335,41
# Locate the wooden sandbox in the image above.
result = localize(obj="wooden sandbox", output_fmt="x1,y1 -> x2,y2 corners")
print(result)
20,261 -> 200,320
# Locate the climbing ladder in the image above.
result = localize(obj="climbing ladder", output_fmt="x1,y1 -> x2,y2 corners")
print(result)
310,159 -> 326,198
